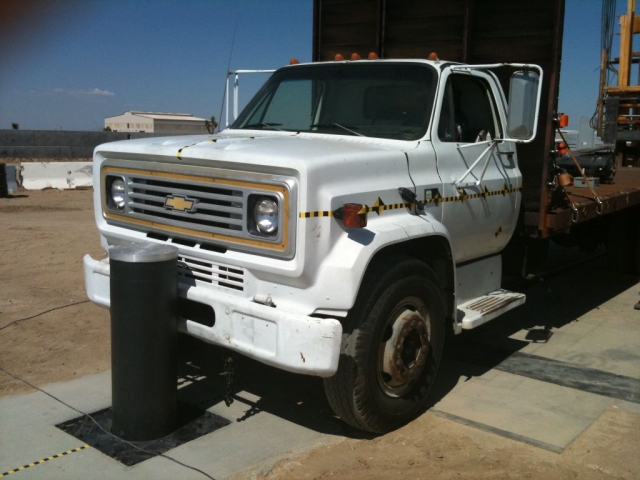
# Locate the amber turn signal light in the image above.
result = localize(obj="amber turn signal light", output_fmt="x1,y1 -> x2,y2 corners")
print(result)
341,203 -> 367,228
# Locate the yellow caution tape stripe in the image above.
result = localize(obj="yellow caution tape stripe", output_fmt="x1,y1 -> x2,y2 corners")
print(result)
0,445 -> 90,477
299,210 -> 334,218
299,185 -> 522,219
177,139 -> 217,159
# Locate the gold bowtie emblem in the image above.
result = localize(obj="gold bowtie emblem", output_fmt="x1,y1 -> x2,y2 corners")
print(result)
164,195 -> 197,212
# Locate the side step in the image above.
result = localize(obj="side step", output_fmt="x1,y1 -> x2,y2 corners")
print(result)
458,289 -> 526,330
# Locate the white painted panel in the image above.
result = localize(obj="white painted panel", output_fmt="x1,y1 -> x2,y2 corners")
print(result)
456,254 -> 502,305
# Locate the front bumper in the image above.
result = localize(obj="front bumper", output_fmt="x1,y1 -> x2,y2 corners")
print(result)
83,254 -> 342,377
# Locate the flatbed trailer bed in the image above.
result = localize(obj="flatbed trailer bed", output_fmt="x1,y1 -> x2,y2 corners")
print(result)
544,169 -> 640,232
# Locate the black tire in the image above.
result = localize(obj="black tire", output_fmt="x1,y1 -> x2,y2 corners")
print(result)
324,256 -> 446,433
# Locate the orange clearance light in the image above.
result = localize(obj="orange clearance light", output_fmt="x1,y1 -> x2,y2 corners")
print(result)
428,52 -> 439,60
289,58 -> 300,65
557,141 -> 568,156
368,52 -> 379,59
558,113 -> 569,128
350,52 -> 361,60
342,203 -> 367,228
334,53 -> 345,60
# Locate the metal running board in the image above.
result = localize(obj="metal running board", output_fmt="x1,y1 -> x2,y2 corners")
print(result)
458,289 -> 526,330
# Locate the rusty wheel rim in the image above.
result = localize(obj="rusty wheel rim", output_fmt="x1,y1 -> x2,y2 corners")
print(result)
377,296 -> 430,398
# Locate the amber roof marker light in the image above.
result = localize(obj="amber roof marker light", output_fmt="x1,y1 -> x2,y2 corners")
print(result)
558,113 -> 569,128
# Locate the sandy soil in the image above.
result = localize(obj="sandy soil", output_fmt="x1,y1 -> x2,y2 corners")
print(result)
253,404 -> 639,480
0,189 -> 109,396
1,189 -> 638,480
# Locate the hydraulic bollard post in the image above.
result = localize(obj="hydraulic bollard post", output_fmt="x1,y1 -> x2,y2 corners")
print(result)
109,243 -> 179,441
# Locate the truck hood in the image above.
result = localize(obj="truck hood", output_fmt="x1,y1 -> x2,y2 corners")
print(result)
95,130 -> 420,176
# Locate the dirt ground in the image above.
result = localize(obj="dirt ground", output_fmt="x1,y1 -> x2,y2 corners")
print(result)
0,189 -> 109,396
1,189 -> 638,479
252,404 -> 639,480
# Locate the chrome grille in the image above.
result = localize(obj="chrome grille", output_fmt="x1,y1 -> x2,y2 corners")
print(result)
128,176 -> 244,233
102,165 -> 296,259
178,254 -> 244,291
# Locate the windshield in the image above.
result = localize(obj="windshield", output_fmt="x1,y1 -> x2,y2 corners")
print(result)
231,63 -> 437,141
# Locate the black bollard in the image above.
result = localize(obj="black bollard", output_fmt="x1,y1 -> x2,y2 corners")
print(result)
109,243 -> 179,441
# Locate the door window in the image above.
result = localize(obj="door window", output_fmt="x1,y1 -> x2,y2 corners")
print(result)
438,75 -> 501,143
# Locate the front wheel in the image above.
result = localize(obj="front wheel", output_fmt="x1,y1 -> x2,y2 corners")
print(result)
324,257 -> 446,433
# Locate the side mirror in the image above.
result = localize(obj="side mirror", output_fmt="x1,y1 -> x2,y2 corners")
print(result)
507,70 -> 540,142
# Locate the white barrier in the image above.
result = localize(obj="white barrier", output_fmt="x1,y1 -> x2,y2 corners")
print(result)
21,162 -> 93,190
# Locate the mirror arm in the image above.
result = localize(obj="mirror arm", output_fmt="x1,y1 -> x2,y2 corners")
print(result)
454,141 -> 497,188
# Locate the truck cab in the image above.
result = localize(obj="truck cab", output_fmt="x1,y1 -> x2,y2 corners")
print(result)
84,57 -> 541,432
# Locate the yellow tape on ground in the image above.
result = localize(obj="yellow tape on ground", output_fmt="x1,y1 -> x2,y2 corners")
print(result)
0,445 -> 90,477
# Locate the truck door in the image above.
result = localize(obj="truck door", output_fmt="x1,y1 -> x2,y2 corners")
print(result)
432,69 -> 521,263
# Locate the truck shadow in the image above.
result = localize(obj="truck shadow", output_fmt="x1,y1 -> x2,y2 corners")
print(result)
176,256 -> 638,438
176,335 -> 354,437
431,255 -> 639,408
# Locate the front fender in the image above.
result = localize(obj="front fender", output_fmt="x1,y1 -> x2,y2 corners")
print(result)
311,212 -> 454,315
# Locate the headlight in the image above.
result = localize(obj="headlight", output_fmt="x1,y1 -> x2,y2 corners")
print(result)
254,198 -> 279,234
110,178 -> 126,209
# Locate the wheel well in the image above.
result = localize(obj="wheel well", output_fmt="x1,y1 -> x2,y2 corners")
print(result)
366,236 -> 455,326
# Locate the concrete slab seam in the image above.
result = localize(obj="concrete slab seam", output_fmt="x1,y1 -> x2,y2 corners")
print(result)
455,343 -> 640,404
496,351 -> 640,404
0,445 -> 90,477
428,409 -> 564,453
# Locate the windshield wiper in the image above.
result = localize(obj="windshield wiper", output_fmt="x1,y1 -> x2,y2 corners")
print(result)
240,122 -> 285,131
309,123 -> 365,137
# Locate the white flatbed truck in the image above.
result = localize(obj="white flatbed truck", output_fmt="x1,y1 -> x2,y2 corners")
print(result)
85,57 -> 548,432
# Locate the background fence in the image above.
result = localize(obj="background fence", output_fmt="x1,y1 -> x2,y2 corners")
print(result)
0,130 -> 169,159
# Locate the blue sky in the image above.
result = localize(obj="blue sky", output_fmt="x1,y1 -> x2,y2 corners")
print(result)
0,0 -> 632,131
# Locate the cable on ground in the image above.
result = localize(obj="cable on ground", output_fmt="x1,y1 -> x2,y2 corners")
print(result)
0,366 -> 216,480
0,300 -> 90,331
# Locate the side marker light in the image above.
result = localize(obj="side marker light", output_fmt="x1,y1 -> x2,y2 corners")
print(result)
341,203 -> 367,228
558,113 -> 569,128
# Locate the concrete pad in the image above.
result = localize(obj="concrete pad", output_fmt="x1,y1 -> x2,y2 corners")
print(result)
0,370 -> 336,480
433,368 -> 612,451
471,261 -> 640,380
518,323 -> 640,379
